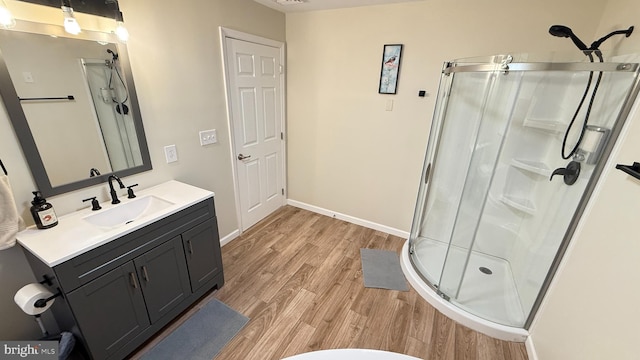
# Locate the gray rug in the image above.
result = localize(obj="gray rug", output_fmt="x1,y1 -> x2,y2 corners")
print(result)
360,248 -> 409,291
140,299 -> 248,360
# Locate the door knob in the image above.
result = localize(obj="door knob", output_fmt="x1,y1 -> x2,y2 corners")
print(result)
237,154 -> 251,161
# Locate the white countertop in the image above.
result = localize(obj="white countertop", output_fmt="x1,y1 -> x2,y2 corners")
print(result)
17,180 -> 214,267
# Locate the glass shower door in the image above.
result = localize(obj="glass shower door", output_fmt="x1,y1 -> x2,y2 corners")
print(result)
436,67 -> 522,315
408,69 -> 496,288
410,54 -> 640,329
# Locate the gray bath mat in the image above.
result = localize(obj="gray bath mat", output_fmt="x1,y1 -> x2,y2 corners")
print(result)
360,248 -> 409,291
140,299 -> 248,360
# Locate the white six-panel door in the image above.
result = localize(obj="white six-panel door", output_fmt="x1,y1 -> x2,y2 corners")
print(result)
225,37 -> 284,231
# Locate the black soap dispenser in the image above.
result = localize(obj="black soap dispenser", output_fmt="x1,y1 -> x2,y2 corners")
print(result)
30,191 -> 58,229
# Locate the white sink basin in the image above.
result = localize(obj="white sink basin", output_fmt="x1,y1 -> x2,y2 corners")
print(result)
83,195 -> 174,228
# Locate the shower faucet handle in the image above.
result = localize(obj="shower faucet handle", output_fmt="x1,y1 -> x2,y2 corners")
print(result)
550,161 -> 581,185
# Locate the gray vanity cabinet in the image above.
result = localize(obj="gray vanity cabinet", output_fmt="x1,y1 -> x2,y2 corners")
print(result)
182,219 -> 222,292
65,262 -> 150,360
21,198 -> 225,360
66,236 -> 192,358
133,236 -> 191,323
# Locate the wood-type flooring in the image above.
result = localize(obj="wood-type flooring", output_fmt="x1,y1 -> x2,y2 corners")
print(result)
133,206 -> 528,360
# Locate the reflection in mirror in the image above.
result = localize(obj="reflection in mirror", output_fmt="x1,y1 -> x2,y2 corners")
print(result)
82,55 -> 143,175
1,21 -> 151,196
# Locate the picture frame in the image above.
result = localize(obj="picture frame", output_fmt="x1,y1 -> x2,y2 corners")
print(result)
378,44 -> 403,94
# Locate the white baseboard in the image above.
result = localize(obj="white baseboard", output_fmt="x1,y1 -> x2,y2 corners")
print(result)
220,229 -> 240,247
525,336 -> 538,360
286,199 -> 410,239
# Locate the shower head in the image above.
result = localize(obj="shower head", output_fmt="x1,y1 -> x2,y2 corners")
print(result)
549,25 -> 589,51
589,26 -> 634,50
107,49 -> 118,61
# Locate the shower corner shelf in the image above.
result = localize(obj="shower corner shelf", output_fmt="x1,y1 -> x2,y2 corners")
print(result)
522,118 -> 564,133
500,194 -> 536,215
510,159 -> 552,177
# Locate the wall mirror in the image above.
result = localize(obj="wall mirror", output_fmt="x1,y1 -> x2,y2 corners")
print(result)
1,20 -> 151,197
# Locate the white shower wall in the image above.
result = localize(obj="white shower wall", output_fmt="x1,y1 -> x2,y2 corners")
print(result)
510,70 -> 632,314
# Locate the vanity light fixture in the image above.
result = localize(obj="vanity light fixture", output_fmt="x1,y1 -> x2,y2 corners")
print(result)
0,0 -> 15,29
61,0 -> 81,35
105,0 -> 129,43
114,10 -> 128,43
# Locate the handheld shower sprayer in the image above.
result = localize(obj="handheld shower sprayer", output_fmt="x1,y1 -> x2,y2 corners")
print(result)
105,49 -> 129,115
107,49 -> 118,61
547,24 -> 634,164
548,25 -> 588,50
548,24 -> 634,51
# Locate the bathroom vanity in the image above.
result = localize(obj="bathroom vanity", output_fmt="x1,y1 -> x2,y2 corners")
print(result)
16,181 -> 224,360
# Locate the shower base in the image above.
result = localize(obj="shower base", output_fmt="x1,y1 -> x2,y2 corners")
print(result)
400,241 -> 529,342
411,237 -> 525,327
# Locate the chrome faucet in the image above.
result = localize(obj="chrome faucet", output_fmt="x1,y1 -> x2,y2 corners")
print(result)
108,175 -> 125,204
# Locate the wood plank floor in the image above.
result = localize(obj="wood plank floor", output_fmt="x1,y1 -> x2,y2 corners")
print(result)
132,205 -> 528,360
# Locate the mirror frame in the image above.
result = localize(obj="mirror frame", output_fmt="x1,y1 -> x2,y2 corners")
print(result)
1,20 -> 151,197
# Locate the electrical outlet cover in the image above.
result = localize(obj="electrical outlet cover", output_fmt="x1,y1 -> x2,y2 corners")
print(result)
164,145 -> 178,163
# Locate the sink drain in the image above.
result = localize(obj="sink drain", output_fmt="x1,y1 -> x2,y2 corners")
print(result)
479,267 -> 492,275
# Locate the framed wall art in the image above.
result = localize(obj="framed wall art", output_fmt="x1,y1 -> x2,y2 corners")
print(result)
378,44 -> 403,94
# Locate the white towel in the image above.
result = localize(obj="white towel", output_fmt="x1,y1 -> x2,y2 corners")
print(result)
0,174 -> 25,250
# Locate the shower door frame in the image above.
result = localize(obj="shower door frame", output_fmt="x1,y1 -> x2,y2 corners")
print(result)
408,57 -> 640,330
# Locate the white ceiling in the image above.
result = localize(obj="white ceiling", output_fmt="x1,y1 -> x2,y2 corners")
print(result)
252,0 -> 425,13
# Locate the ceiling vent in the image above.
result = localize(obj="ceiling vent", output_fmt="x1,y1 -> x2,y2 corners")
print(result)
275,0 -> 306,5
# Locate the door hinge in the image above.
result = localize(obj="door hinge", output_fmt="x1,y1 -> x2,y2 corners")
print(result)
442,62 -> 453,76
281,188 -> 284,195
279,64 -> 283,74
281,132 -> 284,140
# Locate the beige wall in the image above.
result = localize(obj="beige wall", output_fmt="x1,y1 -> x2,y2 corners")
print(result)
0,0 -> 284,340
529,0 -> 640,358
285,0 -> 605,232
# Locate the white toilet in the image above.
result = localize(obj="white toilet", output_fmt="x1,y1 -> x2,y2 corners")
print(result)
282,349 -> 422,360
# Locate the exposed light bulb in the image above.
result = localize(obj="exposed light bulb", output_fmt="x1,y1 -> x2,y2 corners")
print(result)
115,21 -> 129,43
61,5 -> 81,35
0,0 -> 15,29
64,17 -> 81,35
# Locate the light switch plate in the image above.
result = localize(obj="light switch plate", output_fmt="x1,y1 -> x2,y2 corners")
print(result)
164,145 -> 178,163
385,99 -> 394,111
199,129 -> 217,146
